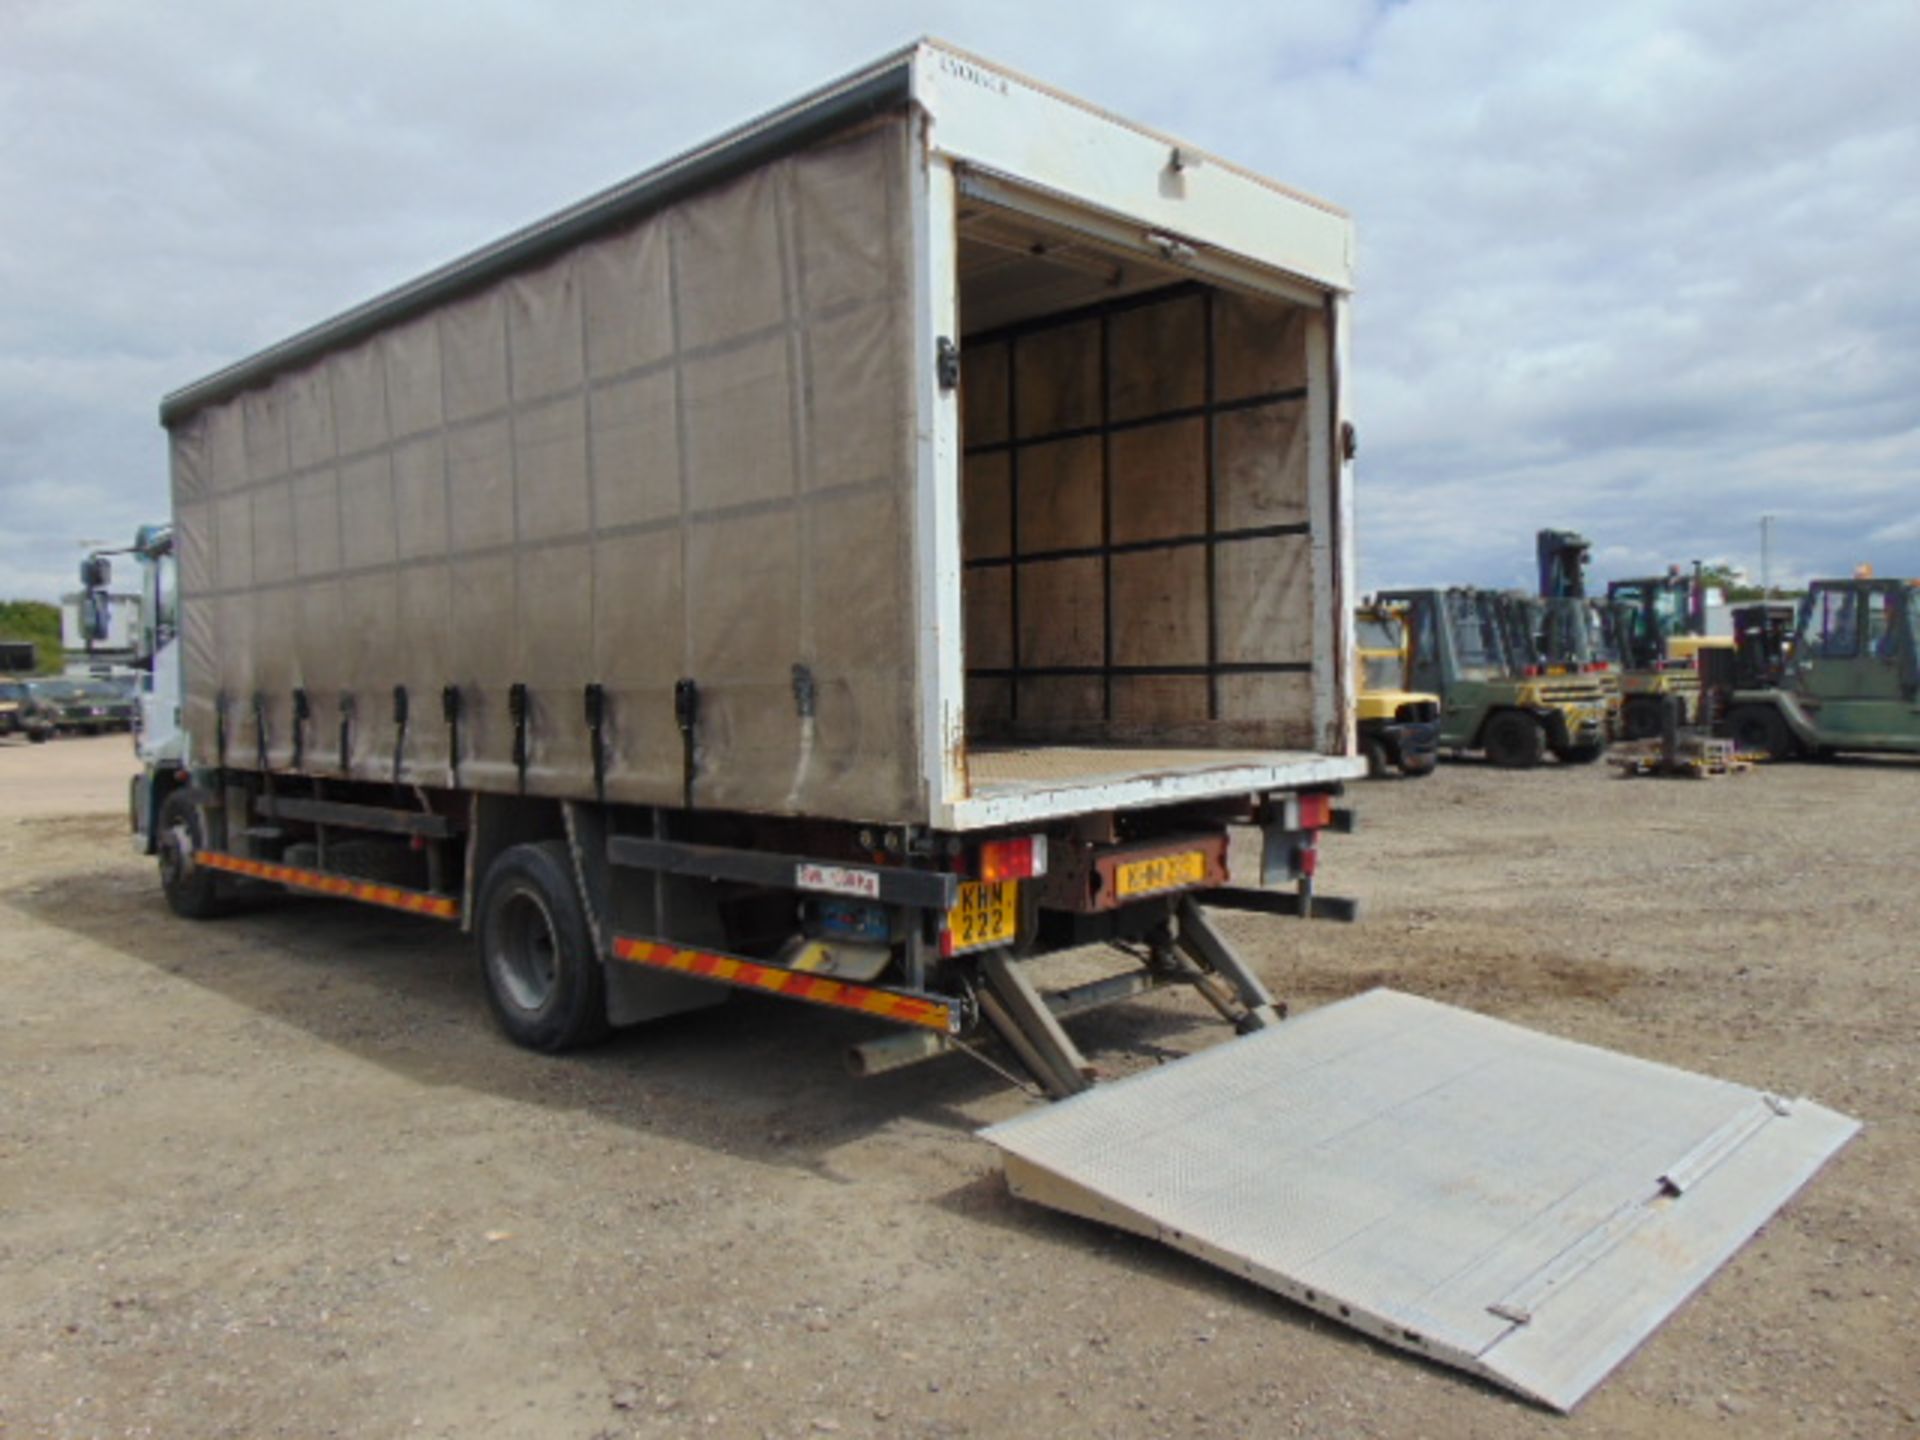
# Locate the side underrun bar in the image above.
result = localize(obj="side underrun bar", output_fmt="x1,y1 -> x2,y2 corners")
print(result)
196,851 -> 461,921
612,936 -> 959,1033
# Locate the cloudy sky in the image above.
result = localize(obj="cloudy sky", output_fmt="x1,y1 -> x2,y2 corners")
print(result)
2,0 -> 1915,603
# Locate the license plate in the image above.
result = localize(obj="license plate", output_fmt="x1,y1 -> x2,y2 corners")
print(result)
945,880 -> 1018,953
1115,850 -> 1207,898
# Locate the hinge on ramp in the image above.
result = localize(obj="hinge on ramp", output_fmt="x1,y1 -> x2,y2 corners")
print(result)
973,899 -> 1286,1097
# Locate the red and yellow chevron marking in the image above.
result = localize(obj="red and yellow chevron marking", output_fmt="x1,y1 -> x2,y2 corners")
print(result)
197,851 -> 460,921
612,936 -> 956,1033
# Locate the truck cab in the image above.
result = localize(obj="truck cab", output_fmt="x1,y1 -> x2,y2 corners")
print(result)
1727,579 -> 1920,757
76,525 -> 182,839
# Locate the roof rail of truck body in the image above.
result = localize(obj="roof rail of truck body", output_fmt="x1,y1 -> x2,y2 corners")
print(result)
159,38 -> 1350,428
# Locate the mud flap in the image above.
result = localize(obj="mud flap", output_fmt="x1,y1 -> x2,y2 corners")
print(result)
980,989 -> 1858,1411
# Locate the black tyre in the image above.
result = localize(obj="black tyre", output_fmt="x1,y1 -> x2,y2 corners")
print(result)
157,789 -> 227,919
1399,748 -> 1437,778
476,840 -> 609,1053
1728,705 -> 1793,759
27,729 -> 50,744
1482,711 -> 1545,769
1621,697 -> 1665,741
1553,741 -> 1607,765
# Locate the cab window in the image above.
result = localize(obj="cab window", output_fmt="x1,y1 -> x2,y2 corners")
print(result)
1408,599 -> 1444,694
1801,590 -> 1858,659
1864,590 -> 1894,658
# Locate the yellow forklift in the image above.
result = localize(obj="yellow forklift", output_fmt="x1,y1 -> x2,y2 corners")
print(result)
1354,602 -> 1440,777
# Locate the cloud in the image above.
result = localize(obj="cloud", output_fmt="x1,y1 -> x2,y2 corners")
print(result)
1,0 -> 1915,607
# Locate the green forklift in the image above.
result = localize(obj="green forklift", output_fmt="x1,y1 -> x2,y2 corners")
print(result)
1725,577 -> 1920,758
1375,587 -> 1610,768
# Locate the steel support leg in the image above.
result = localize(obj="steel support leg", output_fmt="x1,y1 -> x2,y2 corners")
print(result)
980,950 -> 1094,1098
1176,896 -> 1284,1030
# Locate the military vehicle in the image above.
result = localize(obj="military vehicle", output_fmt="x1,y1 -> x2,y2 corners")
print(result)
1726,578 -> 1920,758
1376,587 -> 1608,767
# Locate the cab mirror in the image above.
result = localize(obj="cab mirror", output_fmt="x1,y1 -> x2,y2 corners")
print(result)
78,590 -> 111,643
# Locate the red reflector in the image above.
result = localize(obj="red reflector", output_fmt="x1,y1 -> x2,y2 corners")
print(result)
978,834 -> 1048,882
1297,792 -> 1332,830
1524,664 -> 1542,677
1300,843 -> 1320,877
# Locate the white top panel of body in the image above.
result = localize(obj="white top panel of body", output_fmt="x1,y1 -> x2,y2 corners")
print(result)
908,40 -> 1352,299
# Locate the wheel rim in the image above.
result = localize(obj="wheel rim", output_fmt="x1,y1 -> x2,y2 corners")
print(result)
491,889 -> 560,1014
159,821 -> 195,889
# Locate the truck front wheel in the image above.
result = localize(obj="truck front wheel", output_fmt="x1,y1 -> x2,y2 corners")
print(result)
157,790 -> 226,919
1482,712 -> 1545,769
477,840 -> 610,1053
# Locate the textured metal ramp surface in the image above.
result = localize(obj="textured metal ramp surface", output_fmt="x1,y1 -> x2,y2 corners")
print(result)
981,989 -> 1859,1411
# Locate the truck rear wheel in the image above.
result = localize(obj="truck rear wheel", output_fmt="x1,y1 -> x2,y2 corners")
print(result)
1728,705 -> 1793,759
477,840 -> 609,1053
1482,712 -> 1545,769
157,790 -> 226,919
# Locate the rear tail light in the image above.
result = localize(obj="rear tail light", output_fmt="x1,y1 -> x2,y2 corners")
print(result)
1523,664 -> 1543,677
978,835 -> 1047,882
1297,792 -> 1332,831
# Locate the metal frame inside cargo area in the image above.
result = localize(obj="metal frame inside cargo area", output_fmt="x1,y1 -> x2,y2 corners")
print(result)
959,282 -> 1313,720
923,95 -> 1358,830
946,194 -> 1355,823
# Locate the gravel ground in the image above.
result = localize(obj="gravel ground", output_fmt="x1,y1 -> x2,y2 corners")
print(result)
1,734 -> 1914,1438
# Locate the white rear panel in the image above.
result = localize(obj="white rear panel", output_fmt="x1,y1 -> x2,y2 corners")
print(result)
906,42 -> 1361,828
912,43 -> 1350,295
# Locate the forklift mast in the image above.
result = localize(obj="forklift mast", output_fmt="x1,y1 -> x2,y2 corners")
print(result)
1536,529 -> 1592,600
